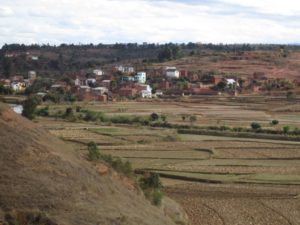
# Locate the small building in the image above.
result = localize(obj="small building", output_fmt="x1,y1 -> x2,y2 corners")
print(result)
78,86 -> 91,101
141,90 -> 152,98
122,76 -> 135,82
100,80 -> 112,89
28,71 -> 37,81
11,82 -> 24,92
159,80 -> 170,90
93,69 -> 103,76
226,79 -> 239,88
91,87 -> 108,96
74,76 -> 86,86
136,84 -> 152,98
166,67 -> 180,79
135,72 -> 146,84
180,70 -> 188,77
115,65 -> 135,74
31,56 -> 39,61
50,84 -> 67,92
118,87 -> 138,97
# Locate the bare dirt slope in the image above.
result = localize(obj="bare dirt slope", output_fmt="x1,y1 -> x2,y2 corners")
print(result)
0,103 -> 176,225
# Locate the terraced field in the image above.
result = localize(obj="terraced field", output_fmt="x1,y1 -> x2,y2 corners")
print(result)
37,100 -> 300,225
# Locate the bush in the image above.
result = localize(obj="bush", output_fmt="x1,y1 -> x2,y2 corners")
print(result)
22,96 -> 42,120
64,107 -> 73,118
139,172 -> 162,190
76,106 -> 82,112
150,112 -> 159,121
139,172 -> 163,206
251,122 -> 261,130
160,114 -> 167,122
152,189 -> 163,206
283,126 -> 290,134
189,115 -> 197,126
87,142 -> 100,160
162,134 -> 180,142
36,106 -> 49,117
271,120 -> 279,126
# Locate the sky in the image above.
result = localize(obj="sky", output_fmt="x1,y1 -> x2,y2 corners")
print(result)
0,0 -> 300,46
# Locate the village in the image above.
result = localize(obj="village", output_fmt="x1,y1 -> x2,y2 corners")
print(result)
1,62 -> 299,103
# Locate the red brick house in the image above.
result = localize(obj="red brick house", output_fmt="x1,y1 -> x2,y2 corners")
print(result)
118,87 -> 138,97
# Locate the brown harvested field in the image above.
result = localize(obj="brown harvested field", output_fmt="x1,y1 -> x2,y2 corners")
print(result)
46,98 -> 300,129
165,182 -> 300,225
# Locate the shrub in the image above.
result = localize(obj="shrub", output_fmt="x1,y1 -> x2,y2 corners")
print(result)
76,106 -> 82,112
283,126 -> 290,134
271,120 -> 279,126
152,189 -> 163,206
87,142 -> 100,160
162,134 -> 180,142
139,172 -> 163,206
189,115 -> 197,126
160,114 -> 167,122
150,112 -> 159,121
139,172 -> 162,190
22,96 -> 42,120
64,107 -> 74,118
286,91 -> 295,99
36,106 -> 49,117
251,122 -> 261,130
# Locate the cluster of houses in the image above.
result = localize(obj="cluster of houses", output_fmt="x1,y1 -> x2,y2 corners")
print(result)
1,64 -> 299,102
0,71 -> 37,92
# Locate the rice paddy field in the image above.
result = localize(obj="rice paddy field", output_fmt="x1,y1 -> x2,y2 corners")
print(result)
37,98 -> 300,225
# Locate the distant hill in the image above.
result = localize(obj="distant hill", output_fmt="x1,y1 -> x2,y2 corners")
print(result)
0,103 -> 177,225
0,43 -> 300,79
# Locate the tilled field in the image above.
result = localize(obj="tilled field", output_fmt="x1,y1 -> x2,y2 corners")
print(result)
165,183 -> 300,225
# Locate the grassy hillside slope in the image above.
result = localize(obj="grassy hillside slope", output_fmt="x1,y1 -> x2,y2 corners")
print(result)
0,103 -> 176,225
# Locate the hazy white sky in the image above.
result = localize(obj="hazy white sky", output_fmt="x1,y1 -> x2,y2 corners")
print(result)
0,0 -> 300,46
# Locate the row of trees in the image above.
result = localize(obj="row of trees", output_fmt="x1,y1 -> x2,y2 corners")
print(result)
2,43 -> 300,52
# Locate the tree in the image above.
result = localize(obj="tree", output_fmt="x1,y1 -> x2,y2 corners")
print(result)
64,107 -> 74,118
87,142 -> 100,160
283,126 -> 290,134
189,115 -> 197,127
160,114 -> 167,122
150,112 -> 159,121
251,122 -> 261,130
2,57 -> 12,78
22,96 -> 41,119
158,47 -> 172,62
217,80 -> 227,91
286,91 -> 295,99
271,120 -> 279,126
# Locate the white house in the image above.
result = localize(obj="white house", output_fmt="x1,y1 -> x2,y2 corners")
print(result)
166,67 -> 180,79
226,79 -> 239,88
135,72 -> 146,84
137,84 -> 152,98
91,87 -> 108,95
93,69 -> 103,76
141,90 -> 152,98
11,82 -> 26,92
31,56 -> 39,60
28,71 -> 37,80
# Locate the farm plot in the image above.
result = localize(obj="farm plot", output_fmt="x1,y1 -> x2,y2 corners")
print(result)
40,117 -> 300,185
165,183 -> 300,225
